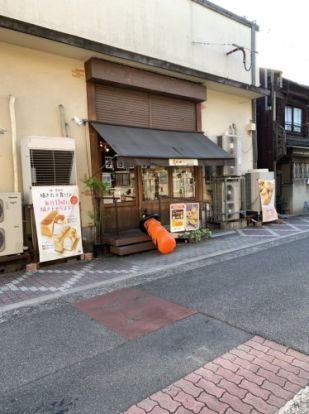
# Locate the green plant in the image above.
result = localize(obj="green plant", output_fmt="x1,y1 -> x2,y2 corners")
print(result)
183,228 -> 212,243
83,176 -> 110,242
83,176 -> 110,197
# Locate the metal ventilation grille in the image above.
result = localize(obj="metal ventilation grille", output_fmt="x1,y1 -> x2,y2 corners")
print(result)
0,229 -> 4,252
30,149 -> 74,186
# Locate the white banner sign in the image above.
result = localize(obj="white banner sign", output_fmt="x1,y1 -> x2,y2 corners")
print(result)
258,179 -> 278,223
169,159 -> 198,166
32,185 -> 83,262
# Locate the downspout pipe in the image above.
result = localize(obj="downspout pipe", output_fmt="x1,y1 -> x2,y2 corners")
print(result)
9,95 -> 19,193
251,21 -> 257,168
251,21 -> 256,85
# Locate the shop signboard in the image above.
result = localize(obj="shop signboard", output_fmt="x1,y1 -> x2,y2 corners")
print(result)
185,203 -> 199,230
169,159 -> 198,166
258,179 -> 278,222
170,203 -> 186,232
32,185 -> 83,262
170,202 -> 199,232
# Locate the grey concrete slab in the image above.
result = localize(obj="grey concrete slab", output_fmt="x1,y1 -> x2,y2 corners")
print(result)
0,305 -> 125,394
141,237 -> 309,354
0,313 -> 250,414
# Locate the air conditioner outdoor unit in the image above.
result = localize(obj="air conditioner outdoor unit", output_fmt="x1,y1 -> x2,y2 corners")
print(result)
0,193 -> 23,256
212,177 -> 241,222
245,169 -> 275,212
217,134 -> 241,176
21,136 -> 77,204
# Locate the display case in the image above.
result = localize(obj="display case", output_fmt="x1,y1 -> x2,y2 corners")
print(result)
172,167 -> 195,198
102,167 -> 136,203
142,167 -> 169,201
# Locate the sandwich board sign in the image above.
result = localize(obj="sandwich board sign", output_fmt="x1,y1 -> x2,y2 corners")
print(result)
170,203 -> 199,232
32,185 -> 83,262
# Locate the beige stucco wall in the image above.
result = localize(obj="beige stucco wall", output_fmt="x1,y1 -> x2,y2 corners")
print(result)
0,41 -> 93,227
201,89 -> 253,174
0,0 -> 256,85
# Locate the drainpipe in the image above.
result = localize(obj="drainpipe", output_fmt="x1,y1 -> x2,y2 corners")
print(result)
251,21 -> 256,86
251,100 -> 257,169
59,104 -> 69,137
250,21 -> 258,169
9,95 -> 19,192
271,71 -> 277,178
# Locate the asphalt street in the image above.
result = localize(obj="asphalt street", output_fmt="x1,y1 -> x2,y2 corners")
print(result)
0,235 -> 308,413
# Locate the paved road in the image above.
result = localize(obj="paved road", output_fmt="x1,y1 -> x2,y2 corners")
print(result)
0,234 -> 308,413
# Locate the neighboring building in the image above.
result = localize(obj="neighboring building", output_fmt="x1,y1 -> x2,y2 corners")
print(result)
257,69 -> 309,214
0,0 -> 267,256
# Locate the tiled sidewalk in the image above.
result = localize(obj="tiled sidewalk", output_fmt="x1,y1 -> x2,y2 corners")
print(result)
124,336 -> 309,414
1,217 -> 309,310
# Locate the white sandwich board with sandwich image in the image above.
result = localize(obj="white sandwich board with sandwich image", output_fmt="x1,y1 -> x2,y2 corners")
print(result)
32,185 -> 83,262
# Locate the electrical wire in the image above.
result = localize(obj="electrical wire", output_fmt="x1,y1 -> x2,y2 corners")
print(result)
193,41 -> 255,72
192,41 -> 256,53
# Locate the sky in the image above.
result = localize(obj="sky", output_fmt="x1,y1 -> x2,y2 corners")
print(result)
212,0 -> 309,85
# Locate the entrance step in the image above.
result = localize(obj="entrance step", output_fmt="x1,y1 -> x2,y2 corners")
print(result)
110,241 -> 155,256
103,229 -> 155,255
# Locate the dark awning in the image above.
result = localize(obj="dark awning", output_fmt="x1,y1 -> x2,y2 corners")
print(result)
91,122 -> 234,166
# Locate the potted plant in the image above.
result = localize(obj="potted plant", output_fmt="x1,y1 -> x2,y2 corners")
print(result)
83,176 -> 110,257
183,228 -> 212,243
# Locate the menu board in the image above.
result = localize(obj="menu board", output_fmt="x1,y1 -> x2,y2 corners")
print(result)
32,185 -> 83,262
170,203 -> 199,232
185,203 -> 199,230
170,203 -> 186,232
258,179 -> 278,222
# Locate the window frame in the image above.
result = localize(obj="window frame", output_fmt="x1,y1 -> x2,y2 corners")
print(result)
285,105 -> 303,134
141,166 -> 170,201
141,165 -> 198,202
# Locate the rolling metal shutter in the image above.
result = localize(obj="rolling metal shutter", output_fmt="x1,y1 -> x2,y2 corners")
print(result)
151,95 -> 196,131
95,85 -> 149,128
95,84 -> 196,131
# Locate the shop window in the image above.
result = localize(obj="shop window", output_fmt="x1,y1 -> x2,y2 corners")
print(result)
101,156 -> 136,203
285,106 -> 302,133
172,167 -> 195,199
142,167 -> 169,201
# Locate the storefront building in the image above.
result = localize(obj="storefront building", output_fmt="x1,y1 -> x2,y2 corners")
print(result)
85,59 -> 234,236
0,0 -> 268,259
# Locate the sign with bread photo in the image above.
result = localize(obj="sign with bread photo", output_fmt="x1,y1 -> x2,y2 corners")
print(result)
258,179 -> 278,223
32,186 -> 83,262
170,203 -> 200,232
185,203 -> 199,231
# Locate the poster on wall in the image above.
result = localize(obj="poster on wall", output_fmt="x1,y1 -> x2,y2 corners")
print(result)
170,203 -> 200,232
258,179 -> 278,223
170,203 -> 186,232
32,185 -> 83,262
185,203 -> 199,231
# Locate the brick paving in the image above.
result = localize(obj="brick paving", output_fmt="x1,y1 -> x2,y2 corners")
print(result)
123,336 -> 309,414
0,217 -> 309,310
